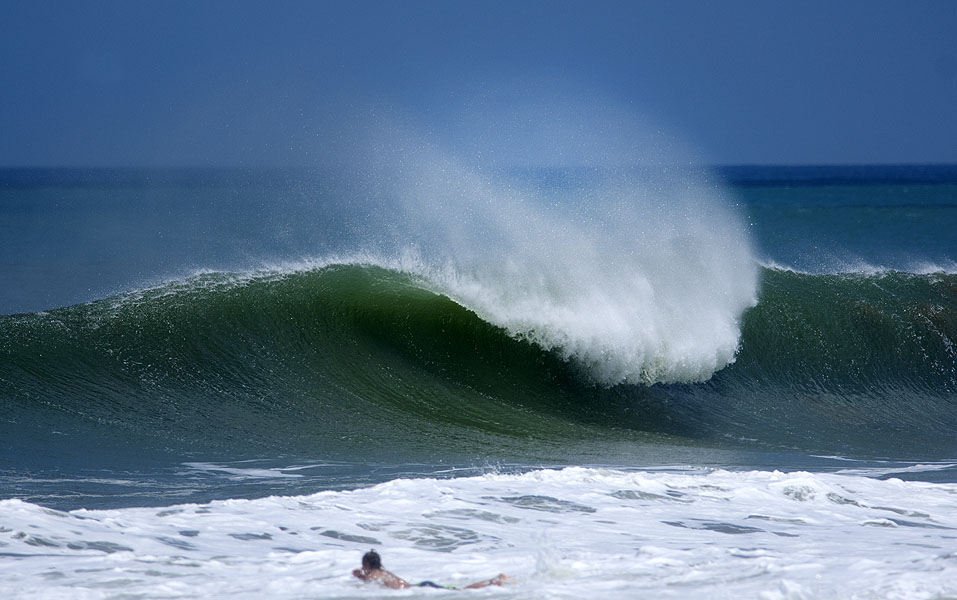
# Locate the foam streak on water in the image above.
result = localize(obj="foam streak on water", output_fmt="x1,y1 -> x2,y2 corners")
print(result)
2,467 -> 956,599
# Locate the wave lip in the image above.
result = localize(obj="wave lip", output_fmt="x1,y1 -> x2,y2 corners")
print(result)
759,258 -> 957,276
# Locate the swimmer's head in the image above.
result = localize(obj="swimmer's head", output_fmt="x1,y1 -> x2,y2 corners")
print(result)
362,550 -> 382,571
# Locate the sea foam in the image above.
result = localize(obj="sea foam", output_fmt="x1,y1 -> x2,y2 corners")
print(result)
3,467 -> 956,599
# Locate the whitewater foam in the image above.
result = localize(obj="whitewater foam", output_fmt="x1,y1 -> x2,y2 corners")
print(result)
2,467 -> 956,599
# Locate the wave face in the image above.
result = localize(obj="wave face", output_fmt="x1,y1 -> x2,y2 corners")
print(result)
739,269 -> 957,391
2,264 -> 955,462
704,268 -> 957,457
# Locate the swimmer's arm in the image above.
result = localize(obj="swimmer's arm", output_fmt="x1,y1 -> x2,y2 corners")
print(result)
352,568 -> 410,589
464,573 -> 512,589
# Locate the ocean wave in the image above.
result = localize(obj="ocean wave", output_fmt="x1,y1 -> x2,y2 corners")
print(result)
2,263 -> 956,459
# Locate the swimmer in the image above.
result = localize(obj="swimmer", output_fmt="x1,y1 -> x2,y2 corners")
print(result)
352,550 -> 512,590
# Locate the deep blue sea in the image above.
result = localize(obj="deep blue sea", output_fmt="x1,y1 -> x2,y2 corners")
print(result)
1,164 -> 956,598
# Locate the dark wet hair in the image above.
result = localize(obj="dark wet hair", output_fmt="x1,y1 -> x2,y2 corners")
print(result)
362,549 -> 382,570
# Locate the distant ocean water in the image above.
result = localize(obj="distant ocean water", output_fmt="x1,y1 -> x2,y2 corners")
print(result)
1,165 -> 956,598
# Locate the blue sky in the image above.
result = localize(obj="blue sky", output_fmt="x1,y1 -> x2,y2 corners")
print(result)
1,0 -> 956,166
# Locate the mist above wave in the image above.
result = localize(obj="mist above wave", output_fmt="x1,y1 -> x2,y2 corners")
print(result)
333,94 -> 758,386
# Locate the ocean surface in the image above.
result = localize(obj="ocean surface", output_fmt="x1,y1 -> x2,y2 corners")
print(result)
1,164 -> 956,598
